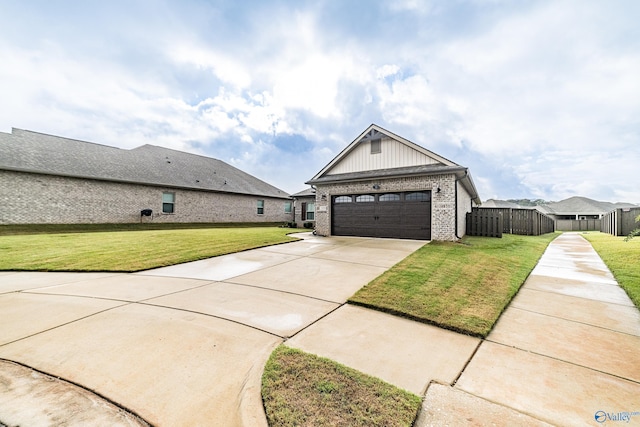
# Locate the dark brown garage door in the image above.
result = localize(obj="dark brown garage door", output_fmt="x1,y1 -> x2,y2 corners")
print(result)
332,191 -> 431,240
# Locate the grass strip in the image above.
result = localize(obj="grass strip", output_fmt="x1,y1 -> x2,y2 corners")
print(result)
261,346 -> 421,427
349,233 -> 558,337
0,226 -> 298,272
582,232 -> 640,308
0,222 -> 286,235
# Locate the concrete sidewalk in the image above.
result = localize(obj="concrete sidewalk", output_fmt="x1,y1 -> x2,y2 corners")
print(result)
1,232 -> 639,426
444,233 -> 640,426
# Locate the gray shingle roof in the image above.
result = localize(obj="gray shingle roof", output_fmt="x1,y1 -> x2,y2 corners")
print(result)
291,187 -> 316,198
481,199 -> 523,208
0,128 -> 289,199
544,196 -> 636,215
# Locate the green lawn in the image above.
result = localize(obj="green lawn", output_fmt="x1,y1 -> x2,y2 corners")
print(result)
349,233 -> 559,337
0,225 -> 298,271
582,232 -> 640,308
262,346 -> 421,427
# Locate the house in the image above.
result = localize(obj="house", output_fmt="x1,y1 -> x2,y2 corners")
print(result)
306,124 -> 481,241
537,196 -> 638,221
291,187 -> 316,228
481,199 -> 522,209
0,128 -> 292,224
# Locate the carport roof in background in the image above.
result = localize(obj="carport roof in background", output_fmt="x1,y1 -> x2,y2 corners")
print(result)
0,128 -> 289,199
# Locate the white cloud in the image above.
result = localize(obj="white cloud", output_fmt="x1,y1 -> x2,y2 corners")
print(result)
168,43 -> 252,89
0,0 -> 637,200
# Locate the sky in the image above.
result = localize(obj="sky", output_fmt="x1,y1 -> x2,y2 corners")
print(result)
1,0 -> 638,203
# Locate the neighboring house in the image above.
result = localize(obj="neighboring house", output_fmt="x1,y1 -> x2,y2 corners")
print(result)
306,124 -> 481,241
537,196 -> 638,220
481,199 -> 522,209
291,187 -> 316,228
0,128 -> 292,224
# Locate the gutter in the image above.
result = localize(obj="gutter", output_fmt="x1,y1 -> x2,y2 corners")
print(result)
455,171 -> 464,239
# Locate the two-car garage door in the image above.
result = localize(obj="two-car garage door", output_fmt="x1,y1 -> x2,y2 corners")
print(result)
331,191 -> 431,240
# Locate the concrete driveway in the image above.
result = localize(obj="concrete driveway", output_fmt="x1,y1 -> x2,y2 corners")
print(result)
1,233 -> 450,426
4,232 -> 637,426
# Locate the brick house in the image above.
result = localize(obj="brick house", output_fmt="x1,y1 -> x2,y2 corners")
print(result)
306,124 -> 481,241
0,128 -> 292,224
291,187 -> 316,228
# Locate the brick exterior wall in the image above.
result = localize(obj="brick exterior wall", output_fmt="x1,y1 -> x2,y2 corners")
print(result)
0,170 -> 293,224
313,173 -> 471,241
293,196 -> 316,226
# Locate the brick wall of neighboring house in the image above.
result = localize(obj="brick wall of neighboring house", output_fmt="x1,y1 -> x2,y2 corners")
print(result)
313,173 -> 470,241
293,196 -> 316,227
0,170 -> 292,224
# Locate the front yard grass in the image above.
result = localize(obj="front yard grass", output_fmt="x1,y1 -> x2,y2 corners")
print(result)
261,346 -> 421,427
349,233 -> 559,337
582,232 -> 640,308
0,225 -> 298,271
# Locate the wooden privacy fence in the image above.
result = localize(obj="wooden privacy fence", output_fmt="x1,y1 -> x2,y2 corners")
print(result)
556,219 -> 601,232
466,209 -> 503,237
467,207 -> 555,238
601,207 -> 640,236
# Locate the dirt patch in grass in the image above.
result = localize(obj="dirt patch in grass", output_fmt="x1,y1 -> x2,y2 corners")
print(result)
349,233 -> 559,337
262,346 -> 421,427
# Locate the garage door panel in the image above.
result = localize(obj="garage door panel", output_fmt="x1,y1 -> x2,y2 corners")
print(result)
332,192 -> 431,240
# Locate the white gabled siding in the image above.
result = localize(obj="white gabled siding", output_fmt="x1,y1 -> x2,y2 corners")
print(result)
327,137 -> 441,175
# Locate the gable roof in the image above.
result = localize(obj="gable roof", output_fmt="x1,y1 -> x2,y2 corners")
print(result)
310,124 -> 458,180
291,187 -> 316,198
307,124 -> 480,204
0,128 -> 289,199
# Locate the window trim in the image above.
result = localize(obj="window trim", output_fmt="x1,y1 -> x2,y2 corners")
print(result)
405,191 -> 431,201
356,194 -> 375,203
162,192 -> 175,214
379,193 -> 401,202
334,195 -> 352,203
306,202 -> 315,220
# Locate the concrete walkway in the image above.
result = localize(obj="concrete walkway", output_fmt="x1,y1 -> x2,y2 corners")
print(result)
423,233 -> 640,426
1,232 -> 639,426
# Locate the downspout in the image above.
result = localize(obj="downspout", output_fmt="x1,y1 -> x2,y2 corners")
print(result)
455,171 -> 468,240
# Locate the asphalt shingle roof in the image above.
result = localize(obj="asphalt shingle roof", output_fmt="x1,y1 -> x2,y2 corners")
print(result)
544,196 -> 637,214
0,128 -> 289,199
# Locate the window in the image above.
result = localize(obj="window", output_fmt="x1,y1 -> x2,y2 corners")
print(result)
306,203 -> 315,220
334,196 -> 352,203
162,192 -> 175,214
379,193 -> 400,202
257,200 -> 264,215
356,195 -> 375,202
284,201 -> 292,214
370,138 -> 381,154
406,191 -> 430,201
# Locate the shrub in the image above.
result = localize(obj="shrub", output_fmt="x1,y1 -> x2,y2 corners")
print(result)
624,214 -> 640,242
